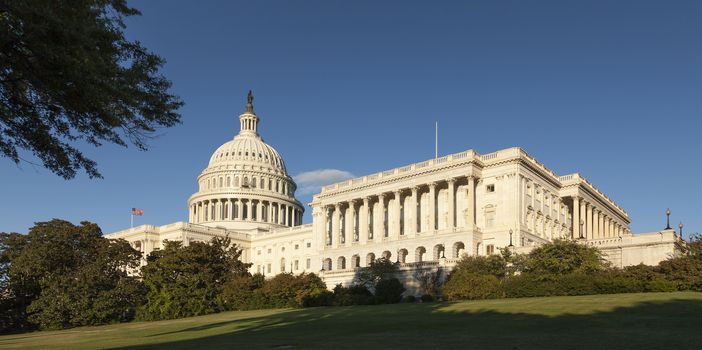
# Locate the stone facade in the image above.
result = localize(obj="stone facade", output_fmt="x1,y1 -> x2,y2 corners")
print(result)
106,94 -> 681,289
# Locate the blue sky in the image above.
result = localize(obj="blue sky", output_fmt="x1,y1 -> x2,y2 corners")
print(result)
1,0 -> 700,237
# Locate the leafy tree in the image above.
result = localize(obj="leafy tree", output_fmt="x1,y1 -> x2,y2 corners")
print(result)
353,257 -> 399,288
137,237 -> 250,321
1,0 -> 183,179
453,254 -> 508,279
260,272 -> 330,308
514,239 -> 607,276
374,278 -> 405,304
0,219 -> 143,331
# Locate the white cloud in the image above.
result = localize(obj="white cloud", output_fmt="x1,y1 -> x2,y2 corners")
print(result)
294,169 -> 355,195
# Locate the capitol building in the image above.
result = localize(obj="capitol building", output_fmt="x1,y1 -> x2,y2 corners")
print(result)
106,93 -> 680,290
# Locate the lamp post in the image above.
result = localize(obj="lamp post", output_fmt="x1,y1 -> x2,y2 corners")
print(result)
396,249 -> 400,263
508,229 -> 514,248
441,243 -> 446,259
679,222 -> 684,240
665,208 -> 671,230
579,220 -> 585,239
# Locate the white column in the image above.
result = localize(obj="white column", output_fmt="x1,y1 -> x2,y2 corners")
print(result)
466,177 -> 476,229
447,179 -> 455,229
409,186 -> 418,236
429,183 -> 436,231
393,190 -> 402,238
332,203 -> 340,248
376,194 -> 385,237
572,196 -> 580,239
360,197 -> 369,244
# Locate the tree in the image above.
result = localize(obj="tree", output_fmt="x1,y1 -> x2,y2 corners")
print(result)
353,257 -> 399,289
1,1 -> 183,179
0,219 -> 143,331
137,237 -> 251,321
514,239 -> 607,275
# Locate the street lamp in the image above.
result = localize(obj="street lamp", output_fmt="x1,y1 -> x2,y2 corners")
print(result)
679,222 -> 684,240
665,208 -> 671,230
441,243 -> 446,259
508,229 -> 514,248
579,220 -> 585,239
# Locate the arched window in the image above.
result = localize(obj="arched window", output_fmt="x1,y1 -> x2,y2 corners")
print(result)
233,201 -> 239,219
227,177 -> 231,187
252,177 -> 257,188
381,250 -> 392,260
366,253 -> 376,266
351,254 -> 360,268
280,258 -> 286,272
453,242 -> 466,258
415,246 -> 426,262
323,258 -> 332,271
337,256 -> 346,270
433,244 -> 445,260
398,249 -> 408,263
260,178 -> 264,188
234,176 -> 240,187
219,177 -> 223,188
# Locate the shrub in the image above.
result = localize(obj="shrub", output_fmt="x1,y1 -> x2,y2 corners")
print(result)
374,278 -> 405,304
514,239 -> 607,275
332,284 -> 373,306
646,278 -> 678,292
262,273 -> 329,308
420,294 -> 435,302
443,270 -> 502,300
453,255 -> 507,279
404,295 -> 416,303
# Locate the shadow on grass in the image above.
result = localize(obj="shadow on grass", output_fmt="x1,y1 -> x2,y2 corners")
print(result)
110,297 -> 702,350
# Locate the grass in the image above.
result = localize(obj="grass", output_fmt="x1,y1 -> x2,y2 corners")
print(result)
1,292 -> 701,349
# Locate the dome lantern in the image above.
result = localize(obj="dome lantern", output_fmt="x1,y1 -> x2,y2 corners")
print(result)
239,90 -> 259,135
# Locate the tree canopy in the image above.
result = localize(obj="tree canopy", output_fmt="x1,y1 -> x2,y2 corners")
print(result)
0,219 -> 143,331
0,0 -> 182,179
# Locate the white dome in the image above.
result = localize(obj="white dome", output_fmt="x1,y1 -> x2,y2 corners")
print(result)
208,132 -> 287,174
187,91 -> 304,231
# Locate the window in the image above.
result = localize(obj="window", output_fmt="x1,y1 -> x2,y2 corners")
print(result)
306,242 -> 311,248
257,250 -> 261,256
294,260 -> 299,270
486,184 -> 495,193
306,258 -> 311,269
267,264 -> 271,273
267,248 -> 271,254
295,244 -> 299,250
487,244 -> 495,255
281,247 -> 285,252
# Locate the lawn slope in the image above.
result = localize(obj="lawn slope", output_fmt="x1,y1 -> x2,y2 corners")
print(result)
1,292 -> 700,350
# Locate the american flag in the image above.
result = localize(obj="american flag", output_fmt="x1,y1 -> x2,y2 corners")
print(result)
131,208 -> 144,216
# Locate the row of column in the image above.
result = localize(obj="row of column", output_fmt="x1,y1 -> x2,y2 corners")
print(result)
571,196 -> 627,240
321,176 -> 477,248
189,198 -> 302,227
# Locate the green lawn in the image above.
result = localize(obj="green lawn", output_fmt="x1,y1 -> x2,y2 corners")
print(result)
1,292 -> 700,350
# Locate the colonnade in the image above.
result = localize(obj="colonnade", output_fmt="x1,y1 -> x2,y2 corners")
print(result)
320,176 -> 478,248
189,198 -> 302,227
571,196 -> 627,240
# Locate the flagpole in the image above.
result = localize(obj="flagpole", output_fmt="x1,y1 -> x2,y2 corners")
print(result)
131,213 -> 133,228
435,121 -> 438,159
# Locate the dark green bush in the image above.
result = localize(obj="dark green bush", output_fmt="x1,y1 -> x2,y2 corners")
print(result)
374,278 -> 405,304
420,294 -> 435,302
404,295 -> 416,303
332,284 -> 373,306
443,270 -> 502,300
